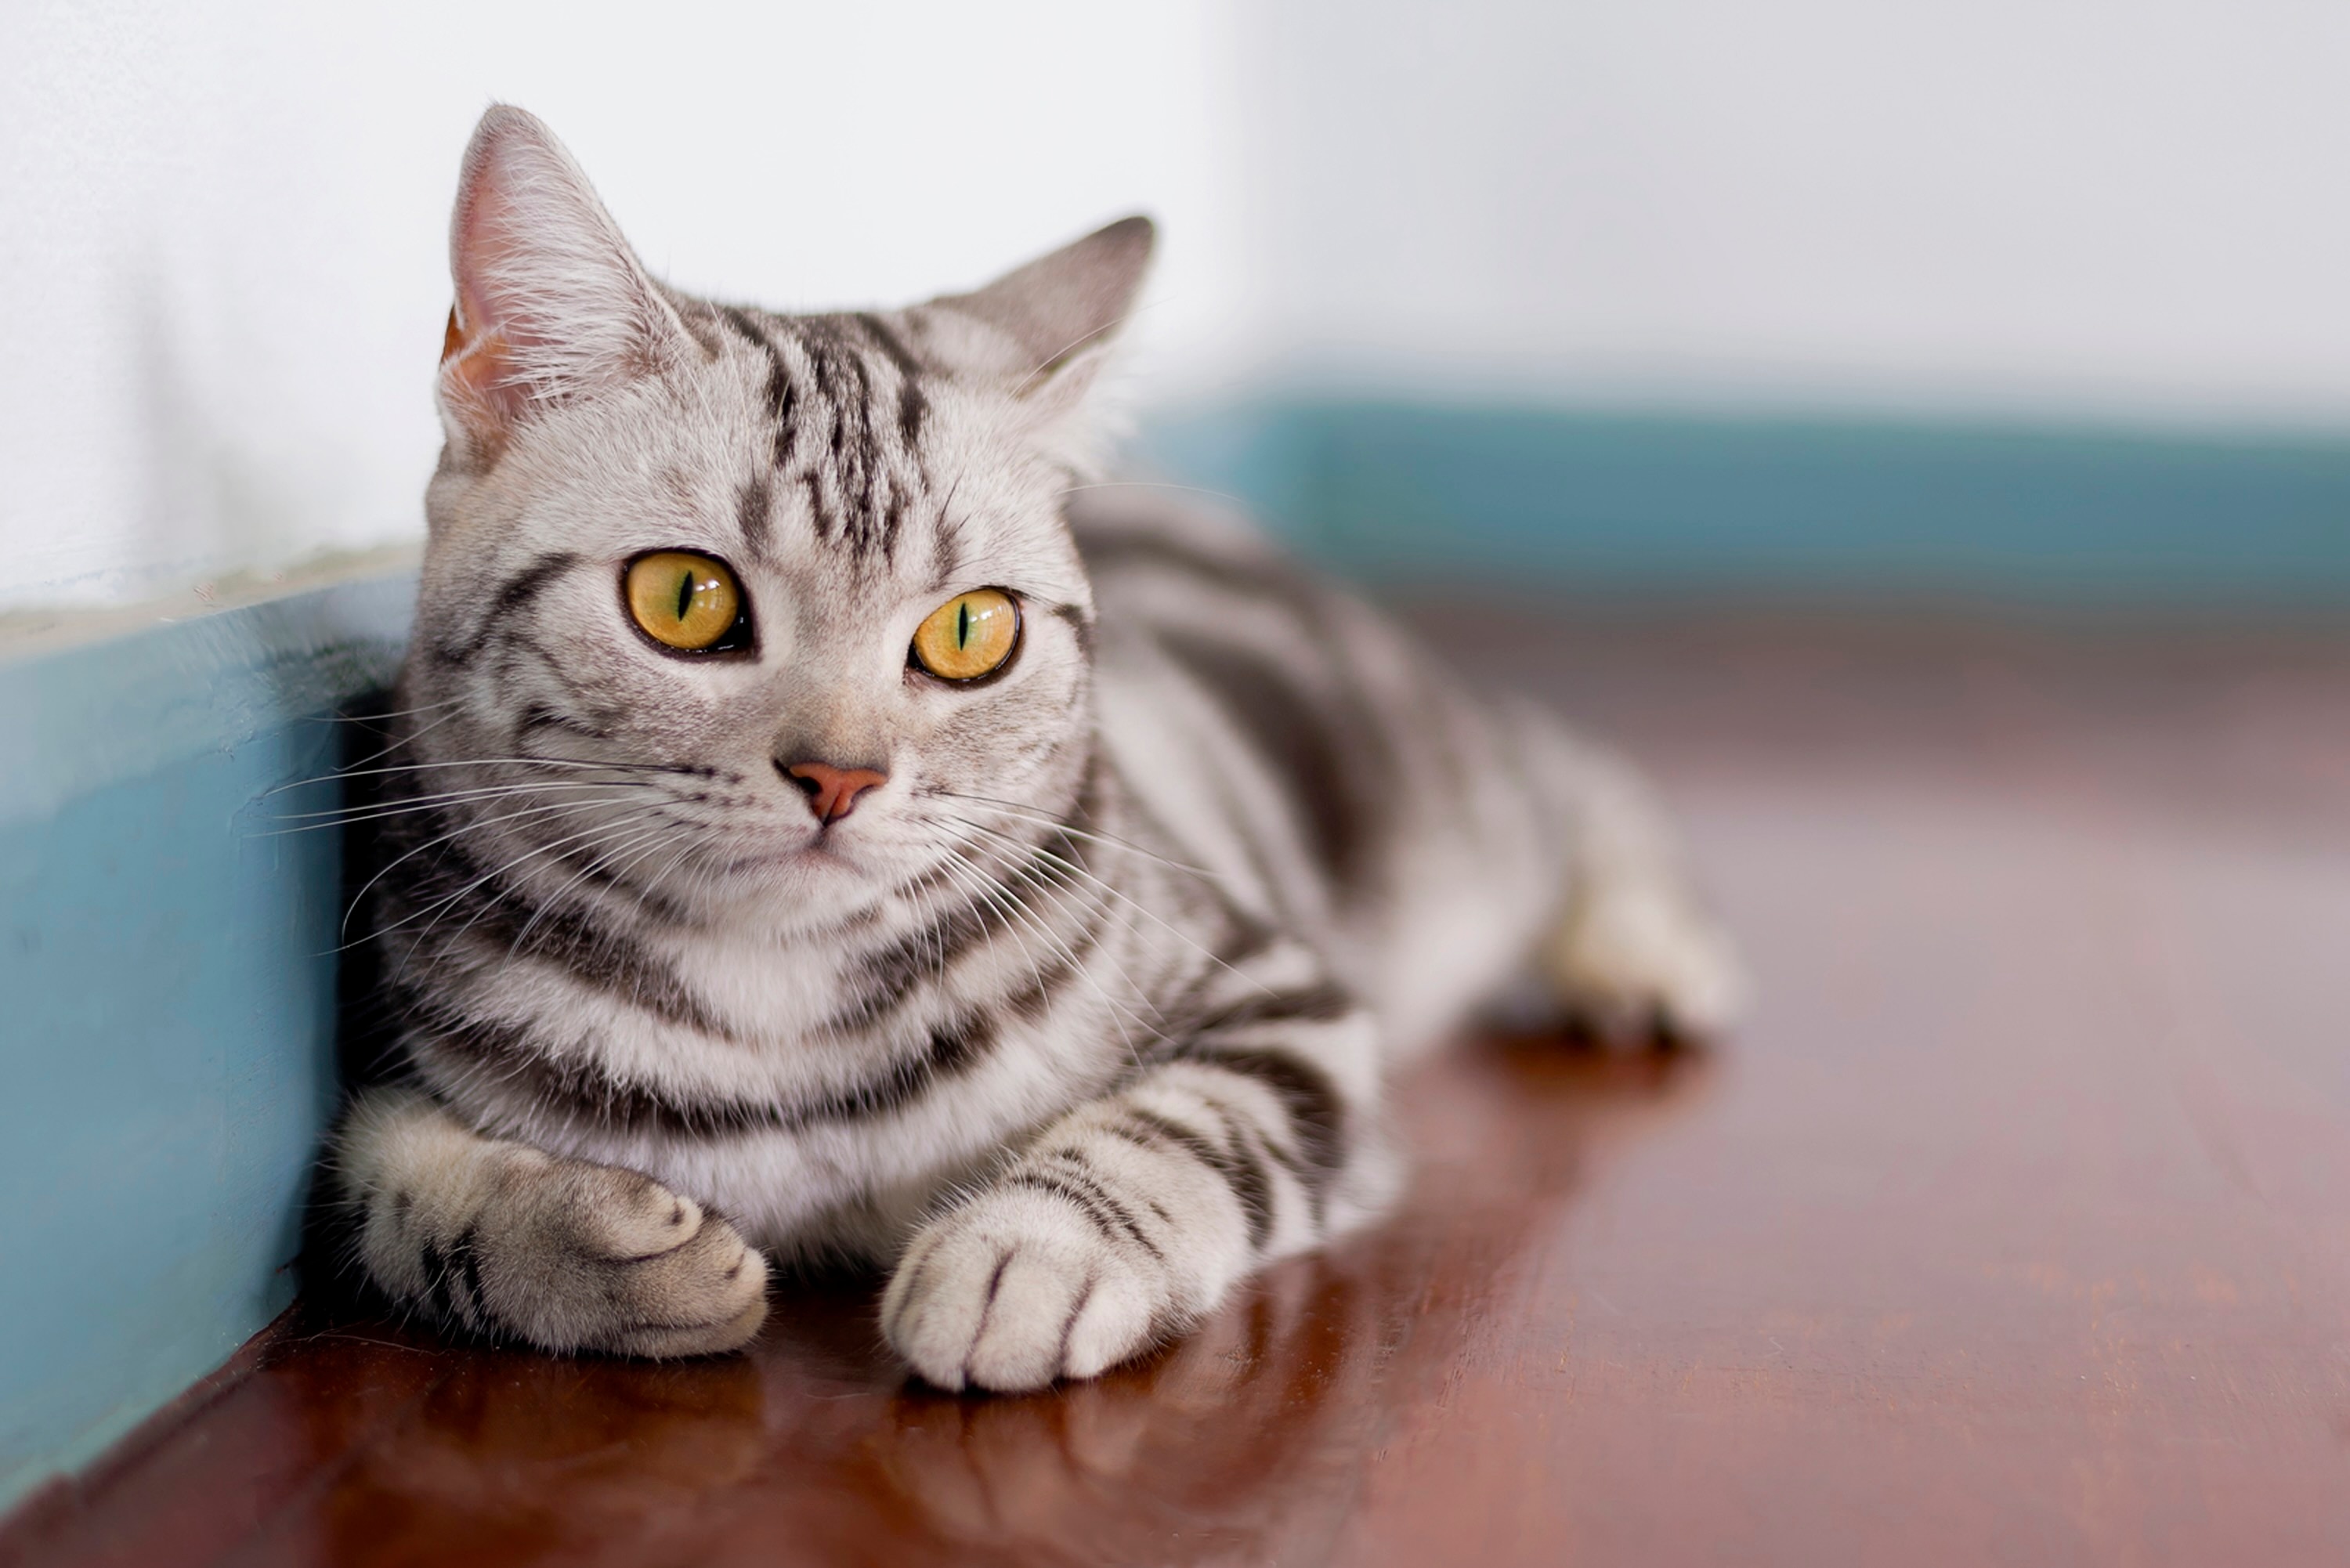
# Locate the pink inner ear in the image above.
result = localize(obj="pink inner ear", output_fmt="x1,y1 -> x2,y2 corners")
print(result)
439,311 -> 542,471
434,105 -> 687,456
450,161 -> 531,356
439,137 -> 555,449
437,292 -> 522,453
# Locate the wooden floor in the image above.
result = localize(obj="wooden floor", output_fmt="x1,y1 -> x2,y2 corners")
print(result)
9,604 -> 2350,1566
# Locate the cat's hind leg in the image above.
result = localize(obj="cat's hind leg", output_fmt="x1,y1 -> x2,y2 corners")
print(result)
324,1084 -> 769,1356
1525,715 -> 1747,1042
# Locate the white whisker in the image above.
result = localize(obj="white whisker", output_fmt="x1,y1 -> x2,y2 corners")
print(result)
932,823 -> 1163,1059
926,788 -> 1222,882
949,815 -> 1276,1003
266,755 -> 701,799
337,793 -> 653,944
262,779 -> 660,834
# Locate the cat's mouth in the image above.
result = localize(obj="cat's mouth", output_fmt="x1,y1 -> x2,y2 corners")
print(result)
708,827 -> 882,879
714,840 -> 842,873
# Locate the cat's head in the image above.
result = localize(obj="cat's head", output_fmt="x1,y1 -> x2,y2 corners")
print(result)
403,105 -> 1152,929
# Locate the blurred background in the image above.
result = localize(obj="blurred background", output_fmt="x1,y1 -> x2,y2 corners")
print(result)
7,0 -> 2348,614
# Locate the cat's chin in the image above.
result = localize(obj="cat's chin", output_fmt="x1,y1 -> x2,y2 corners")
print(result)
679,833 -> 913,916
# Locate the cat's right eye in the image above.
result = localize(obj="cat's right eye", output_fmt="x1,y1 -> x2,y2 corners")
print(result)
624,551 -> 751,653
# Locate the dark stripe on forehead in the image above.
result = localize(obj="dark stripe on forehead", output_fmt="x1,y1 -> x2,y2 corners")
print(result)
855,312 -> 924,378
720,305 -> 799,473
794,316 -> 903,565
856,313 -> 931,449
794,321 -> 873,457
799,470 -> 834,544
897,380 -> 929,450
930,508 -> 966,590
736,473 -> 772,556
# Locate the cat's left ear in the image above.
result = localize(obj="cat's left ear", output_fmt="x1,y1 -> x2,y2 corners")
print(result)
926,216 -> 1155,458
438,105 -> 695,461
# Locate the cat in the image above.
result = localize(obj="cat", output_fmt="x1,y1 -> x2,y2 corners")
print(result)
320,104 -> 1743,1392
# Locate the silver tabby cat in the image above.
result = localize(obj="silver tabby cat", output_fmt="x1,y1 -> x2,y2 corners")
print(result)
325,105 -> 1744,1392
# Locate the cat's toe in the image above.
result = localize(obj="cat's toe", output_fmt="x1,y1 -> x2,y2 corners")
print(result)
591,1215 -> 772,1358
556,1164 -> 713,1259
497,1163 -> 770,1357
1549,876 -> 1748,1042
884,1191 -> 1159,1393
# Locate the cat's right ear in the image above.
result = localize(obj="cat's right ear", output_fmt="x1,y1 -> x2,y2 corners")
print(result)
438,105 -> 691,463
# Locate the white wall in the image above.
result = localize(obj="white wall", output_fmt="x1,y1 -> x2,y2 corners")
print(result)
9,0 -> 2350,609
1,0 -> 1232,609
1232,0 -> 2350,423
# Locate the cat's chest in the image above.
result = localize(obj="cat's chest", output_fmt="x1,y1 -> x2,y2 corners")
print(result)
658,928 -> 860,1043
589,912 -> 989,1104
506,915 -> 1081,1250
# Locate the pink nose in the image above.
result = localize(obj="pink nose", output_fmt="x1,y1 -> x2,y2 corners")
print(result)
783,761 -> 888,824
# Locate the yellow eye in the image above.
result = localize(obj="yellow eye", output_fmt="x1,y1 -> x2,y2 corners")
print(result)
911,588 -> 1021,681
625,551 -> 745,652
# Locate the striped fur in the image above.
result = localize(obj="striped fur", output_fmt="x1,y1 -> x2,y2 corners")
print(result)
323,107 -> 1742,1390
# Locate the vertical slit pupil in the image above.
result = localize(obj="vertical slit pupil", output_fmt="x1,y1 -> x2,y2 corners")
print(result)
956,599 -> 971,649
675,569 -> 696,623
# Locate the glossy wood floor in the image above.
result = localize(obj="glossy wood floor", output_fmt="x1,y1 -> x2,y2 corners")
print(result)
9,604 -> 2350,1567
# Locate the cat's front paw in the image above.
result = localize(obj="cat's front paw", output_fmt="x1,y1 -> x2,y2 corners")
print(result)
489,1159 -> 771,1358
882,1184 -> 1169,1393
1549,873 -> 1748,1042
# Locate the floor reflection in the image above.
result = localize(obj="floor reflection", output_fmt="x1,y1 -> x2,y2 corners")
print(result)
818,1042 -> 1709,1566
307,1352 -> 772,1563
292,1039 -> 1707,1567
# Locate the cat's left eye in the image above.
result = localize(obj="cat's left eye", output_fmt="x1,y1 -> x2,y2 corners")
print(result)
911,588 -> 1021,682
624,551 -> 750,653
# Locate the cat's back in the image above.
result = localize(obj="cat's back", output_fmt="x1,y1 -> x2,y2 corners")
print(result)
1068,485 -> 1405,920
1070,486 -> 1561,1053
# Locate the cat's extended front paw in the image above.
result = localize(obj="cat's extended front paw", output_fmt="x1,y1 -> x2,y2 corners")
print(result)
473,1158 -> 770,1358
882,1185 -> 1168,1393
1549,873 -> 1748,1042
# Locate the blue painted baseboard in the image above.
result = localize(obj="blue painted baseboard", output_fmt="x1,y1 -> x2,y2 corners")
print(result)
1137,399 -> 2350,606
0,573 -> 412,1509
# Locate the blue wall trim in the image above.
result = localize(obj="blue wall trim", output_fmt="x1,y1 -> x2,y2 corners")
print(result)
0,571 -> 413,1510
1139,400 -> 2350,605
